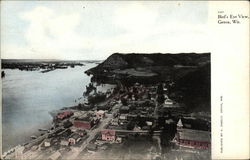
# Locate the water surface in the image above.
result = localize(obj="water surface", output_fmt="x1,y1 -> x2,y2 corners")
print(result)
2,63 -> 103,152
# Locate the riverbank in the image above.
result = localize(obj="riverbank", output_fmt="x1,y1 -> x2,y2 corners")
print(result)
2,81 -> 210,160
2,64 -> 98,152
2,54 -> 211,160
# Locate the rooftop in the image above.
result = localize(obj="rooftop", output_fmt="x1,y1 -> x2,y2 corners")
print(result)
101,129 -> 116,136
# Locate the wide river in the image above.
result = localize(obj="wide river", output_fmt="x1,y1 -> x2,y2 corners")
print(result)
2,62 -> 112,152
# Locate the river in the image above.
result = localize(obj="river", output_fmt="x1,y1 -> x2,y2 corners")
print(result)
2,62 -> 113,152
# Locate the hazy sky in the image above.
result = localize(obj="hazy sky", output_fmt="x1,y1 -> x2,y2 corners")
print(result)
1,1 -> 209,60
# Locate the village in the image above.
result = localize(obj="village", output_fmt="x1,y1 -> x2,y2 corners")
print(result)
3,80 -> 211,160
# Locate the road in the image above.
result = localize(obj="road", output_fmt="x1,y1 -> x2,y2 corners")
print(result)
65,103 -> 121,159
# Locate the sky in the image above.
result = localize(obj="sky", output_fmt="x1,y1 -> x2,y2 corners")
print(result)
1,1 -> 210,60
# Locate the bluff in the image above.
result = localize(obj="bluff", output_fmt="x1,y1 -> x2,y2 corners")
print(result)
85,52 -> 210,112
85,53 -> 210,83
87,53 -> 210,70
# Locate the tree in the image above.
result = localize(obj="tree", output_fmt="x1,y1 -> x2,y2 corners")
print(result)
157,94 -> 165,104
157,83 -> 164,94
121,97 -> 128,106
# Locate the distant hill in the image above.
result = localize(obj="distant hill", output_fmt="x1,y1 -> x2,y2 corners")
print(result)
86,52 -> 210,112
87,53 -> 210,73
86,53 -> 210,83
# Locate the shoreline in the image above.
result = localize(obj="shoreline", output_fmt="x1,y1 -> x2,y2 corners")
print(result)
2,90 -> 110,156
2,82 -> 211,159
2,54 -> 211,160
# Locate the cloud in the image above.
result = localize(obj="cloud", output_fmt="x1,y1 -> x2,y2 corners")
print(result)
3,6 -> 93,59
113,3 -> 158,32
2,2 -> 210,60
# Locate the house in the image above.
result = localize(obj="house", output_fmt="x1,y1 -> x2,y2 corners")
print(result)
73,116 -> 94,130
164,99 -> 173,105
68,133 -> 82,145
101,129 -> 116,141
115,137 -> 122,143
119,114 -> 127,120
96,110 -> 105,119
133,125 -> 141,131
44,139 -> 51,147
75,129 -> 87,137
56,111 -> 73,120
173,119 -> 211,149
146,121 -> 153,126
110,118 -> 119,126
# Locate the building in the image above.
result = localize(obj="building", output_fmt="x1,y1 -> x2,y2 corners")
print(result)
164,99 -> 173,105
146,121 -> 153,126
68,133 -> 81,145
56,111 -> 73,120
73,116 -> 94,130
110,118 -> 119,126
119,114 -> 127,120
96,110 -> 105,119
173,119 -> 211,149
115,137 -> 122,143
75,129 -> 87,137
44,139 -> 51,147
101,129 -> 116,141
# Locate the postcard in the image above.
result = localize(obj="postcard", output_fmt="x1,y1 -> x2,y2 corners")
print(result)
1,1 -> 249,160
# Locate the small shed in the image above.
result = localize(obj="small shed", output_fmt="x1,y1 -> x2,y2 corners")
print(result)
44,139 -> 51,147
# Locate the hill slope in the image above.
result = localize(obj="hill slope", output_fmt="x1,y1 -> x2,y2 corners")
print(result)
86,52 -> 210,112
